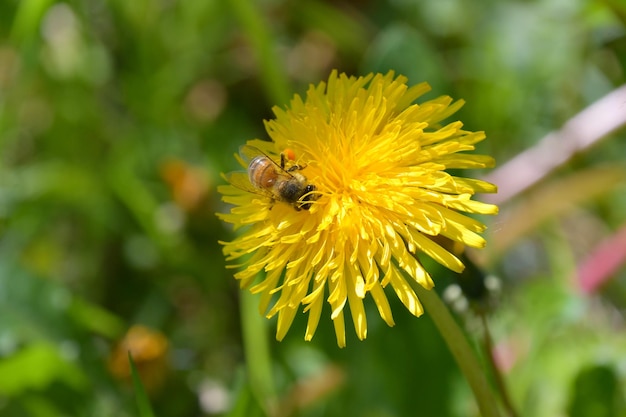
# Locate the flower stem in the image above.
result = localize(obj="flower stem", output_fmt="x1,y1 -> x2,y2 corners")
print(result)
240,289 -> 277,416
413,284 -> 501,417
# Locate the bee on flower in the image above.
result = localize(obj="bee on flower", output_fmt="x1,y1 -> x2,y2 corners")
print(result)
225,145 -> 318,211
218,71 -> 498,347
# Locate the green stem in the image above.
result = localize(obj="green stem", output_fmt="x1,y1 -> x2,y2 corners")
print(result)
240,289 -> 277,416
229,0 -> 291,106
479,313 -> 519,417
413,284 -> 501,417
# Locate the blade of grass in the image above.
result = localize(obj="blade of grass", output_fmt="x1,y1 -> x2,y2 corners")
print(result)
229,0 -> 291,106
128,352 -> 156,417
240,290 -> 276,416
226,374 -> 267,417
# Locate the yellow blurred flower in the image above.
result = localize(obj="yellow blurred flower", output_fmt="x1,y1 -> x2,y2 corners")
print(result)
108,325 -> 169,392
218,71 -> 498,347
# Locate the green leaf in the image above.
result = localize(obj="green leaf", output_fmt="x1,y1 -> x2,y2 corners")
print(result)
11,0 -> 55,43
567,365 -> 626,417
0,343 -> 86,395
226,370 -> 267,417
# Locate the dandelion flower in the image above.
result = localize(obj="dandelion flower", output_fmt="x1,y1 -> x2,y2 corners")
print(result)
218,71 -> 498,347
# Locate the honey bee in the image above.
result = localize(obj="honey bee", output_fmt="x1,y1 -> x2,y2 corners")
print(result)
225,145 -> 318,210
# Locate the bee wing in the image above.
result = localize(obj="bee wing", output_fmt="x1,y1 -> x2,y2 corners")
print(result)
223,171 -> 258,194
238,145 -> 269,163
238,145 -> 292,175
223,171 -> 278,203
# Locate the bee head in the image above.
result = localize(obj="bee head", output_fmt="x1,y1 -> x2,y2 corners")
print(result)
299,184 -> 317,210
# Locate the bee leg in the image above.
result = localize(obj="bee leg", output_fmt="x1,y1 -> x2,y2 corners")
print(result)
286,162 -> 307,172
281,152 -> 308,172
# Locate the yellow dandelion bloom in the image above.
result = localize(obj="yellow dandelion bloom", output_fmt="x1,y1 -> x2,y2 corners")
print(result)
218,71 -> 498,347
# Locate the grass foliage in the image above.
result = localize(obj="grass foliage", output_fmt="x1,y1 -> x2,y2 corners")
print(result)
1,0 -> 626,416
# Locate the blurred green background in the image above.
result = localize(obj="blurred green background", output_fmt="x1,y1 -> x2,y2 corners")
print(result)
1,0 -> 626,416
